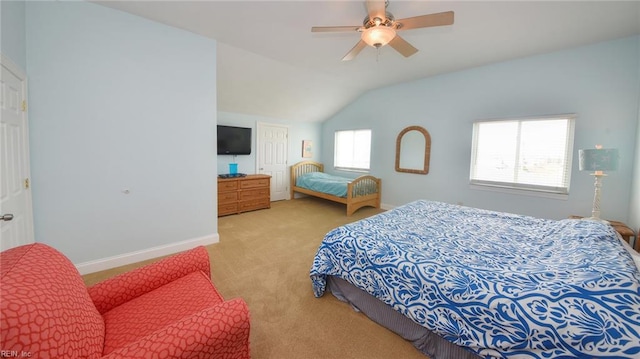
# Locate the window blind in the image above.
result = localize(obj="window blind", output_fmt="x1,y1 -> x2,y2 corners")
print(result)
334,129 -> 371,171
470,115 -> 575,195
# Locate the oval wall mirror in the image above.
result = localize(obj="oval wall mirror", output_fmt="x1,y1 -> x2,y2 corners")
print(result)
395,126 -> 431,174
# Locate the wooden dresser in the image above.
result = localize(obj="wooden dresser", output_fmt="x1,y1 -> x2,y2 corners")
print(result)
218,174 -> 271,217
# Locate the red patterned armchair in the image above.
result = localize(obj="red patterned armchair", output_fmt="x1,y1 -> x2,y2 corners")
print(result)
0,243 -> 250,358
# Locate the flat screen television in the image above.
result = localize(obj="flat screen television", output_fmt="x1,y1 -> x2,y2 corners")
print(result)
217,125 -> 252,155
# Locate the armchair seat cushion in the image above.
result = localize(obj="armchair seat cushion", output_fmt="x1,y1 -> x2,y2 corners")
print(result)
102,271 -> 224,355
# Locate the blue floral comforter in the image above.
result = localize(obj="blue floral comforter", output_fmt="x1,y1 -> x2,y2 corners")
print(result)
310,200 -> 640,358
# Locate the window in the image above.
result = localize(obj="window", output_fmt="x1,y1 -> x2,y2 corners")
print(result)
334,129 -> 371,171
470,115 -> 575,196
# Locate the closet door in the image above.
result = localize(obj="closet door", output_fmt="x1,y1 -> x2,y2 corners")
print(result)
256,123 -> 288,201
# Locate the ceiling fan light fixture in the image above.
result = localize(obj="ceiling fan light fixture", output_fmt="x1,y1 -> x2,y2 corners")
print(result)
361,26 -> 396,48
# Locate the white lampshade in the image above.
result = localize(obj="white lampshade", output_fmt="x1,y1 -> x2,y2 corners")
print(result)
361,26 -> 396,48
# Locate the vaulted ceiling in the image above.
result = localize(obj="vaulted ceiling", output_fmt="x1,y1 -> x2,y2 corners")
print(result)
95,1 -> 640,122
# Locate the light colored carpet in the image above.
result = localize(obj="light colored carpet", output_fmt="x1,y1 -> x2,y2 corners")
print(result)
84,197 -> 427,359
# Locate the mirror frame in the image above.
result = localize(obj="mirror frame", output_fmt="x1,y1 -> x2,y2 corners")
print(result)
395,126 -> 431,175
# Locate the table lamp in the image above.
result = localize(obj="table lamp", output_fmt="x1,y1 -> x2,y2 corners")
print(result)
578,145 -> 619,223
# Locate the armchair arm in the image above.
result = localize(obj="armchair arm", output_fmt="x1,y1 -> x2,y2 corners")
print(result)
101,298 -> 250,359
88,246 -> 211,314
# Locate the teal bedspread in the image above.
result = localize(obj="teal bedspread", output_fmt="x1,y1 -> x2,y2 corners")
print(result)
296,172 -> 351,197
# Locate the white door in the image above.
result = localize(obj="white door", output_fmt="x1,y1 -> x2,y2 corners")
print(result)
0,56 -> 34,250
256,123 -> 289,201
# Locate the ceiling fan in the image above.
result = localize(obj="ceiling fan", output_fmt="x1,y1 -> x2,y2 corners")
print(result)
311,0 -> 454,61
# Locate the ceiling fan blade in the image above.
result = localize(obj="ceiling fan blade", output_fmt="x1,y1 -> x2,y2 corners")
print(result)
366,0 -> 386,22
342,40 -> 367,61
388,35 -> 418,58
396,11 -> 454,30
311,25 -> 361,33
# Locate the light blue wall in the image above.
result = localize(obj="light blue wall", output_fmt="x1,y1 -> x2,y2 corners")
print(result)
26,1 -> 218,264
1,0 -> 26,70
630,104 -> 640,238
217,111 -> 321,176
323,36 -> 639,222
629,36 -> 640,239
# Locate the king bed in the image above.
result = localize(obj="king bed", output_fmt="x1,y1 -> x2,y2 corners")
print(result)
290,160 -> 381,216
310,200 -> 640,358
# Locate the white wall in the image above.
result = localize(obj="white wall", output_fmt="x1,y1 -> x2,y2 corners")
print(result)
323,36 -> 639,221
217,111 -> 321,176
26,1 -> 218,265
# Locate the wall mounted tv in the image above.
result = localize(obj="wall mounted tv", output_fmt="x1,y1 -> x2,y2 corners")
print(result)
217,125 -> 252,155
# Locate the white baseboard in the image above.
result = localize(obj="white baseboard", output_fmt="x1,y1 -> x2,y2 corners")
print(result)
75,234 -> 219,275
380,202 -> 396,211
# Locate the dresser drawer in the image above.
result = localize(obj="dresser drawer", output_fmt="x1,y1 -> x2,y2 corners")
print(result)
219,191 -> 238,203
238,198 -> 270,212
239,188 -> 270,201
240,178 -> 269,189
219,181 -> 238,192
218,203 -> 238,216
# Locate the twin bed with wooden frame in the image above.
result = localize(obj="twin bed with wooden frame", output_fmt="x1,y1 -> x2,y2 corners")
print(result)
290,161 -> 382,216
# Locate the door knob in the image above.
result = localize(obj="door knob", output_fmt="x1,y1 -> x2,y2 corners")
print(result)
1,214 -> 14,221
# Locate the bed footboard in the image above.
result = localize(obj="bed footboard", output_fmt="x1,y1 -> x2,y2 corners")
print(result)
346,175 -> 382,216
